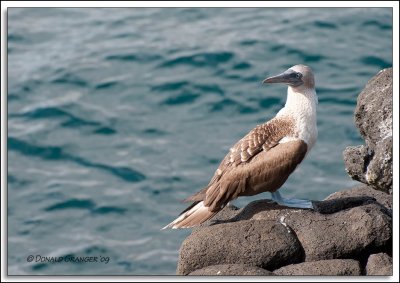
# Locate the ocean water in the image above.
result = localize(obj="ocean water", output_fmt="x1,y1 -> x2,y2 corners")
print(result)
7,8 -> 392,275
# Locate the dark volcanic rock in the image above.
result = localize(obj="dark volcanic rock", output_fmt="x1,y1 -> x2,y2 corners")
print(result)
366,253 -> 393,275
325,184 -> 392,210
189,264 -> 274,276
192,203 -> 240,233
312,195 -> 376,214
176,186 -> 392,276
246,201 -> 392,262
177,220 -> 303,275
273,259 -> 362,276
343,67 -> 392,193
343,145 -> 370,184
354,68 -> 392,146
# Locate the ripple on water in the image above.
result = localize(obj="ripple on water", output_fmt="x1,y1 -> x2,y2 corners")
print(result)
8,33 -> 27,44
93,127 -> 117,135
162,92 -> 200,105
232,62 -> 252,70
32,263 -> 47,271
94,81 -> 119,90
153,81 -> 225,97
8,31 -> 54,45
313,20 -> 338,29
257,97 -> 282,109
153,81 -> 198,105
319,96 -> 357,106
160,51 -> 234,68
44,199 -> 127,215
360,56 -> 391,69
8,94 -> 21,101
287,48 -> 326,63
269,43 -> 286,52
151,81 -> 189,92
8,174 -> 30,187
142,128 -> 167,135
268,44 -> 326,63
8,137 -> 146,182
92,206 -> 127,215
208,98 -> 257,114
193,83 -> 225,95
11,106 -> 117,135
104,53 -> 162,63
239,39 -> 259,46
45,199 -> 96,212
51,72 -> 89,88
363,20 -> 392,30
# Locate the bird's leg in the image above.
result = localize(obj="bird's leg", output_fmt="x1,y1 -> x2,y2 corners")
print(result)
270,191 -> 313,209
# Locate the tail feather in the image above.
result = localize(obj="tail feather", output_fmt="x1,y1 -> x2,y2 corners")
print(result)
162,201 -> 217,229
179,201 -> 201,215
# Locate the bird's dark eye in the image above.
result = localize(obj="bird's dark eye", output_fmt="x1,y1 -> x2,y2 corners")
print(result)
296,73 -> 302,79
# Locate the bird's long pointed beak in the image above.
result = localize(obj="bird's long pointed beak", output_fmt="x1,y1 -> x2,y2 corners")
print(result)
262,71 -> 291,84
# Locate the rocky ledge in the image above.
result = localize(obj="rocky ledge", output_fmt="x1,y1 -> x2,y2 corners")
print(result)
343,68 -> 393,194
176,68 -> 393,276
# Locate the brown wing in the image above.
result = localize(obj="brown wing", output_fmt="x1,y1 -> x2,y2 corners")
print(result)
183,117 -> 295,204
205,139 -> 308,211
227,117 -> 294,165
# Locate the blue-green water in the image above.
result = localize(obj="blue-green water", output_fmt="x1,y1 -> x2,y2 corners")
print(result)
8,8 -> 392,275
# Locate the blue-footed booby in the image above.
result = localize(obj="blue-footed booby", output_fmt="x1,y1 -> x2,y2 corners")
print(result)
163,64 -> 317,229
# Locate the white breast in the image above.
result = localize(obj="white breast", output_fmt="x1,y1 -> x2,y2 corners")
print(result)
276,87 -> 318,152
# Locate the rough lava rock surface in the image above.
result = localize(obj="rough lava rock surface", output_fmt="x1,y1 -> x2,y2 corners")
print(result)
189,264 -> 274,276
177,220 -> 303,275
325,184 -> 392,210
273,259 -> 362,276
366,253 -> 393,275
244,201 -> 392,262
343,68 -> 392,193
177,188 -> 392,275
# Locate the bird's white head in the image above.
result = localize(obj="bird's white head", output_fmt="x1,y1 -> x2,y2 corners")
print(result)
262,64 -> 315,91
262,64 -> 317,110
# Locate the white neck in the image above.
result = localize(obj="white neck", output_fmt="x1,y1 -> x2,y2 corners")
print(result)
283,86 -> 317,114
277,86 -> 318,148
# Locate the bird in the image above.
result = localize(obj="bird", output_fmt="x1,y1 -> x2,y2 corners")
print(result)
163,64 -> 317,229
